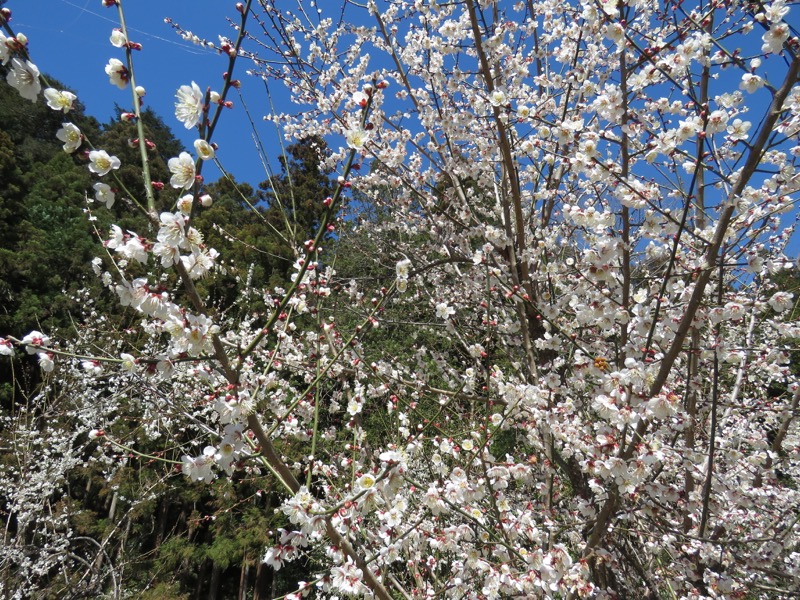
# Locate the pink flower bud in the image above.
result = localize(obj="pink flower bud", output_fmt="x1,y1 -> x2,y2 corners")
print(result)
151,181 -> 165,191
103,0 -> 118,6
0,8 -> 12,23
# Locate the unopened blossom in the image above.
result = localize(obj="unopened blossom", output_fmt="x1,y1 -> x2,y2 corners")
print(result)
43,88 -> 76,113
168,152 -> 196,189
175,81 -> 204,129
6,58 -> 41,101
104,58 -> 129,89
56,122 -> 82,153
352,90 -> 368,107
194,139 -> 215,160
199,194 -> 213,207
93,182 -> 116,208
88,150 -> 121,176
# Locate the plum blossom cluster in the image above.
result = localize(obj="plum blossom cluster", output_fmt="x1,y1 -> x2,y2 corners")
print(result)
1,0 -> 800,598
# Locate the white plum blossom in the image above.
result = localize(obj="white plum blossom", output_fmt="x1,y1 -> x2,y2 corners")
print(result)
193,139 -> 215,160
37,352 -> 54,373
104,57 -> 128,89
88,150 -> 121,176
706,109 -> 729,134
0,32 -> 9,66
93,182 -> 116,208
182,446 -> 217,483
740,73 -> 765,93
120,353 -> 137,373
109,29 -> 127,48
21,330 -> 50,354
768,291 -> 794,313
435,301 -> 455,319
175,81 -> 204,129
56,122 -> 82,153
488,88 -> 507,107
352,90 -> 369,107
762,23 -> 790,53
168,152 -> 196,189
726,118 -> 751,141
43,88 -> 76,113
345,126 -> 370,150
0,338 -> 14,356
6,58 -> 41,101
176,194 -> 193,215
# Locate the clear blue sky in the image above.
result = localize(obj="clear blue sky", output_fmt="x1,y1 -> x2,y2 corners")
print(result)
7,0 -> 279,188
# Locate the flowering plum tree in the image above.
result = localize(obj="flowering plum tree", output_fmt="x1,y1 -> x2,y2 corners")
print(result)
1,0 -> 800,597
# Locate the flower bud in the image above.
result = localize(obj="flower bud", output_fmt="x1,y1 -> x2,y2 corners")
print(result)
151,181 -> 165,191
120,112 -> 137,122
200,194 -> 213,207
135,85 -> 146,97
15,33 -> 27,46
0,8 -> 12,23
103,0 -> 118,6
235,2 -> 245,14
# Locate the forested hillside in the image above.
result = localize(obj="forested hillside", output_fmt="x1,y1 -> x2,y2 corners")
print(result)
0,72 -> 335,598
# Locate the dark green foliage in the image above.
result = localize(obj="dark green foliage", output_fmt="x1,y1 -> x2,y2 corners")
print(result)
258,135 -> 335,278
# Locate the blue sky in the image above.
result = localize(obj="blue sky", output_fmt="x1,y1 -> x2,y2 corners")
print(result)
7,0 -> 279,187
